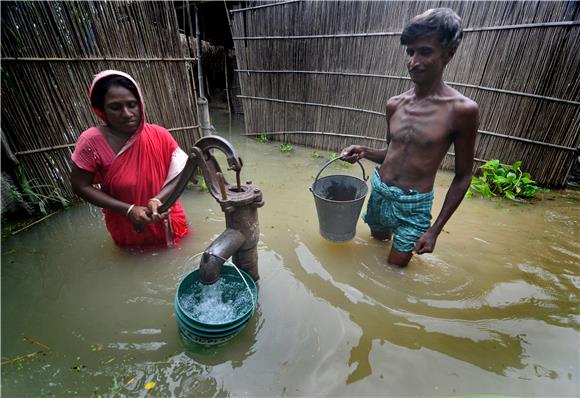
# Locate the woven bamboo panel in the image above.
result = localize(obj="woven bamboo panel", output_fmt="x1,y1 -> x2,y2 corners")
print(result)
231,0 -> 580,187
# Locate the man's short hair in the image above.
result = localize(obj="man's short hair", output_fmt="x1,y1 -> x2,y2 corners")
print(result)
400,8 -> 463,52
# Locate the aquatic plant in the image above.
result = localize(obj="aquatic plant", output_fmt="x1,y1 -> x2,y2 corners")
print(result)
92,375 -> 132,398
329,152 -> 351,169
186,176 -> 208,192
280,143 -> 293,154
6,165 -> 69,216
255,133 -> 269,143
467,159 -> 549,201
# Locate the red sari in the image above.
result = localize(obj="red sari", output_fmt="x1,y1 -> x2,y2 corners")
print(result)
72,70 -> 188,247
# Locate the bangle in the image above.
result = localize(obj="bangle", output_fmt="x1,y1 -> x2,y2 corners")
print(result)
149,198 -> 162,205
126,204 -> 135,217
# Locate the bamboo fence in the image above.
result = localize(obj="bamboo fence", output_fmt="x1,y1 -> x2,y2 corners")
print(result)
1,1 -> 201,201
230,0 -> 580,187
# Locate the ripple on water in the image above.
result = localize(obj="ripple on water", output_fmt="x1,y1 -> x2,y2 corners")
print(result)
179,278 -> 253,325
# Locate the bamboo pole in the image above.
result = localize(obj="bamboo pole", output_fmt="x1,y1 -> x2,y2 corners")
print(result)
224,53 -> 232,115
242,130 -> 388,142
232,21 -> 580,39
241,129 -> 576,151
230,1 -> 301,14
2,57 -> 197,61
238,95 -> 385,116
235,69 -> 580,105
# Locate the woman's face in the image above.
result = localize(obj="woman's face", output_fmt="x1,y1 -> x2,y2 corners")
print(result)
102,85 -> 141,135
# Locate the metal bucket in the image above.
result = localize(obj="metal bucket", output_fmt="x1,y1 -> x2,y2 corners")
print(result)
310,158 -> 368,242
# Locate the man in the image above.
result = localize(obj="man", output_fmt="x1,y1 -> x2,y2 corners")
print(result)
341,8 -> 478,267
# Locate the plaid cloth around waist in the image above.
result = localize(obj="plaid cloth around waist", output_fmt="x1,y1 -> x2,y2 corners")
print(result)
370,168 -> 434,205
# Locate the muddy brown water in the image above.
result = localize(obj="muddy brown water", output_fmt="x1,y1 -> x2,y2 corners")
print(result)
2,111 -> 579,397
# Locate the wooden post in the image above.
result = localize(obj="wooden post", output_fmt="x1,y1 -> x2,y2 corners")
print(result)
195,6 -> 205,99
194,5 -> 211,136
224,53 -> 232,115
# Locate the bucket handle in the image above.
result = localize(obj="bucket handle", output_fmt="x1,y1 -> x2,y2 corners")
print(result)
313,157 -> 368,185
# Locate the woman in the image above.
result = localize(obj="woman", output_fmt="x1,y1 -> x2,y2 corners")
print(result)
71,70 -> 189,247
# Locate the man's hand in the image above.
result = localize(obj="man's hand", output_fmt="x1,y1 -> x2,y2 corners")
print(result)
340,145 -> 365,163
413,229 -> 439,255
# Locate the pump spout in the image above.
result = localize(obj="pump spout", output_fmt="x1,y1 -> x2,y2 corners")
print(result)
199,228 -> 246,284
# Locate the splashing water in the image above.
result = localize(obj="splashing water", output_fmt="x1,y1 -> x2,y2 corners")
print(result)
179,278 -> 254,325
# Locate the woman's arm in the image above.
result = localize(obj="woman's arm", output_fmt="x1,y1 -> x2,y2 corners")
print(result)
70,165 -> 152,224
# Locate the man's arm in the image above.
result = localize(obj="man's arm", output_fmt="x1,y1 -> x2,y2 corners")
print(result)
340,99 -> 395,164
414,100 -> 479,254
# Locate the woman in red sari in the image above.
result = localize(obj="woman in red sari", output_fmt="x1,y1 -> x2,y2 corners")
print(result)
71,70 -> 188,247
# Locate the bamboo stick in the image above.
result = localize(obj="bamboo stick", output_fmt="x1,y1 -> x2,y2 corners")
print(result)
2,57 -> 197,61
235,69 -> 580,105
243,131 -> 388,142
242,129 -> 576,151
232,21 -> 580,39
231,1 -> 301,14
238,95 -> 385,116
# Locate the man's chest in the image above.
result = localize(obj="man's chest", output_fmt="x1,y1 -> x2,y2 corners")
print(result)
389,104 -> 454,147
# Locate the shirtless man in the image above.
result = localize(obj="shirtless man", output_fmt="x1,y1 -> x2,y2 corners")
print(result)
341,8 -> 479,267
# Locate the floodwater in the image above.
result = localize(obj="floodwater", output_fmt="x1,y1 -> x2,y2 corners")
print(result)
2,110 -> 579,397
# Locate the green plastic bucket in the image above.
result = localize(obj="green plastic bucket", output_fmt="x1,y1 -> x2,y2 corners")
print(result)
175,262 -> 258,345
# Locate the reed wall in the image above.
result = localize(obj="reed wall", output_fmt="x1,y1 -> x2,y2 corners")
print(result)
1,1 -> 200,201
231,0 -> 580,187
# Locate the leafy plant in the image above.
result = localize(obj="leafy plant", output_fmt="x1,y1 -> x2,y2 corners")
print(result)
280,143 -> 293,154
467,159 -> 548,201
197,176 -> 208,192
186,176 -> 208,192
7,165 -> 70,216
311,151 -> 322,159
255,133 -> 269,144
328,152 -> 350,169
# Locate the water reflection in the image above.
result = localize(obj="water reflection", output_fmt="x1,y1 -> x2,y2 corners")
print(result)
292,240 -> 530,383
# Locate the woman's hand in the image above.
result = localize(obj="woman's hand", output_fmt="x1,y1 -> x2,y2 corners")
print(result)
127,205 -> 153,225
147,198 -> 170,223
340,145 -> 365,163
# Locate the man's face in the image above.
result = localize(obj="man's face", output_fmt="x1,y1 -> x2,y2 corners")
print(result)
404,36 -> 452,84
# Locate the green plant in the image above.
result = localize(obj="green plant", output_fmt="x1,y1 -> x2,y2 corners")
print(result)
328,152 -> 350,169
8,166 -> 70,215
467,159 -> 548,201
311,151 -> 322,158
186,176 -> 208,192
256,133 -> 269,144
197,176 -> 208,192
280,143 -> 293,154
